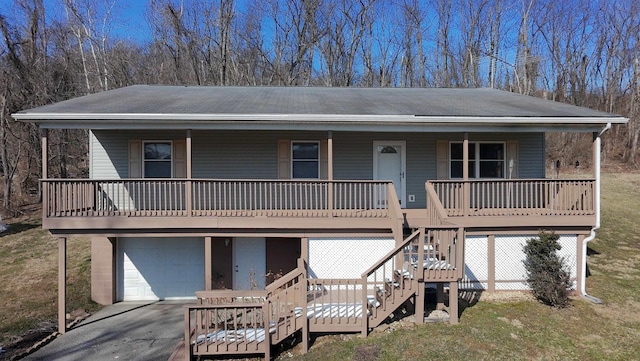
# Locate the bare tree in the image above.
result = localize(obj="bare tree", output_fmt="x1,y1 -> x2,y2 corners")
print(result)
514,0 -> 539,95
62,0 -> 117,92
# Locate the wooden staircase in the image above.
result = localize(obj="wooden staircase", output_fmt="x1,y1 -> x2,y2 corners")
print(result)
183,227 -> 464,360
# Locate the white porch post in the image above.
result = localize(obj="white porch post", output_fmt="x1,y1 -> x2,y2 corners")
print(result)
58,237 -> 67,334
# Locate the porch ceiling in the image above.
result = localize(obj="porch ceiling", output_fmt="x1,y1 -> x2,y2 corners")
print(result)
14,86 -> 626,132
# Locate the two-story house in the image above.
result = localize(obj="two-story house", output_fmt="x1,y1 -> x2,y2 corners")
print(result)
14,86 -> 626,359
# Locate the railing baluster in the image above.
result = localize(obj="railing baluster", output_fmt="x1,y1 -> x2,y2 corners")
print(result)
429,178 -> 596,219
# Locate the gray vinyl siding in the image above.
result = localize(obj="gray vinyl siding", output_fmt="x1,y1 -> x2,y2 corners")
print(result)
91,130 -> 187,178
90,130 -> 545,209
91,130 -> 127,178
192,131 -> 277,179
516,133 -> 545,178
192,130 -> 327,178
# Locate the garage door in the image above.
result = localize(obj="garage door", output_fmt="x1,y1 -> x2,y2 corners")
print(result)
117,237 -> 204,301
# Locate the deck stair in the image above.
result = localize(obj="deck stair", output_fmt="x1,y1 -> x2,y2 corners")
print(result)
183,227 -> 464,360
184,259 -> 307,360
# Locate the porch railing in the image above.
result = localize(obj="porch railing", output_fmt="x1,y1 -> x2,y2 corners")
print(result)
427,179 -> 595,217
41,179 -> 395,219
186,259 -> 306,359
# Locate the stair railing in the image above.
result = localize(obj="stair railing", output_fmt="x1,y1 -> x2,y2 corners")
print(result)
265,258 -> 306,344
360,229 -> 422,331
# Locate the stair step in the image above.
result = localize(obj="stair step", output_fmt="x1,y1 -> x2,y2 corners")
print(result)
395,269 -> 412,279
387,280 -> 400,288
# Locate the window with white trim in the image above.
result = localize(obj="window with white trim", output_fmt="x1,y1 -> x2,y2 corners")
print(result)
450,142 -> 505,179
291,141 -> 319,179
143,141 -> 172,178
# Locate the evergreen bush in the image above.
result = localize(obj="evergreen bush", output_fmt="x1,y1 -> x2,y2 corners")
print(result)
523,231 -> 572,308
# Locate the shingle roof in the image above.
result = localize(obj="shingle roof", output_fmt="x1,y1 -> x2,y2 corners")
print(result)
13,86 -> 626,132
16,85 -> 619,117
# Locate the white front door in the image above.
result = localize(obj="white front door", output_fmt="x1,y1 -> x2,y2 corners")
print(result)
233,237 -> 266,290
373,141 -> 406,208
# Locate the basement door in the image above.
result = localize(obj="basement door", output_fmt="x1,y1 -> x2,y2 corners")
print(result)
233,237 -> 266,290
373,141 -> 406,208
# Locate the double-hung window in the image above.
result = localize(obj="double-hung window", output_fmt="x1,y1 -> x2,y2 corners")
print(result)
291,141 -> 319,179
143,141 -> 172,178
450,142 -> 505,179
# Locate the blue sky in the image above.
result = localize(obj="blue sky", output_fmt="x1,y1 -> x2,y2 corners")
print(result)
0,0 -> 152,43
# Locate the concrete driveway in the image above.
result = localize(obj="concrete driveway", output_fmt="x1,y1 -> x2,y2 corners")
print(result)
23,301 -> 189,361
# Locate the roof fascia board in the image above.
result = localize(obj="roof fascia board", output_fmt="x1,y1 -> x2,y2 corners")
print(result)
13,112 -> 627,125
37,121 -> 606,133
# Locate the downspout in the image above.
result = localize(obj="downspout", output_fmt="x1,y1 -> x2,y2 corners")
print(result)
580,122 -> 611,304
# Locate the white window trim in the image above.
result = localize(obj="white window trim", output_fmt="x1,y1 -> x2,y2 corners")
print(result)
143,140 -> 173,178
449,141 -> 506,179
291,140 -> 320,179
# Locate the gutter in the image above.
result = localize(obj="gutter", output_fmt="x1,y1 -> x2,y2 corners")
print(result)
580,122 -> 611,304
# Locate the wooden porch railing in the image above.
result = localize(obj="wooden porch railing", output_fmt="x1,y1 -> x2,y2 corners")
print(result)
185,259 -> 306,360
425,183 -> 451,226
306,278 -> 365,332
420,227 -> 465,282
427,179 -> 595,217
41,179 -> 396,219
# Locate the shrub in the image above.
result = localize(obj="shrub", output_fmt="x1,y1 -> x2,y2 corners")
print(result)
523,231 -> 572,308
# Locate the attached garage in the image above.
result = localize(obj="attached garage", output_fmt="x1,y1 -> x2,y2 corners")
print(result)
117,237 -> 204,301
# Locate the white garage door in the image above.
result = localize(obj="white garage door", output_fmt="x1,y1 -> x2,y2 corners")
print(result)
117,237 -> 204,301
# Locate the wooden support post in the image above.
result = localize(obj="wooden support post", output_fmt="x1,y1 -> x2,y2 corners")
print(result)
58,237 -> 67,334
186,129 -> 192,179
576,234 -> 585,295
204,236 -> 212,290
186,130 -> 192,216
415,227 -> 425,324
449,281 -> 459,325
301,237 -> 309,265
299,258 -> 309,353
488,235 -> 496,292
41,129 -> 48,217
462,133 -> 470,217
327,131 -> 333,181
264,303 -> 271,361
184,307 -> 191,361
41,128 -> 48,179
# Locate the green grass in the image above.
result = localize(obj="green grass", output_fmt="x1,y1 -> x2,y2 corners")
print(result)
295,172 -> 640,361
0,213 -> 100,347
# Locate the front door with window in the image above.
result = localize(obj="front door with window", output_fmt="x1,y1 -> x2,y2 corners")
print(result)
373,141 -> 406,208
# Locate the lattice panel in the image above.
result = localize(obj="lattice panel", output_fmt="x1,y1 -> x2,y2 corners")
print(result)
460,236 -> 488,290
557,235 -> 578,289
308,237 -> 395,279
494,234 -> 577,291
494,235 -> 528,290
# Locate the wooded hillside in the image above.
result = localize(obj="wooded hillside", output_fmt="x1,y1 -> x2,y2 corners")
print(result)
1,0 -> 638,212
